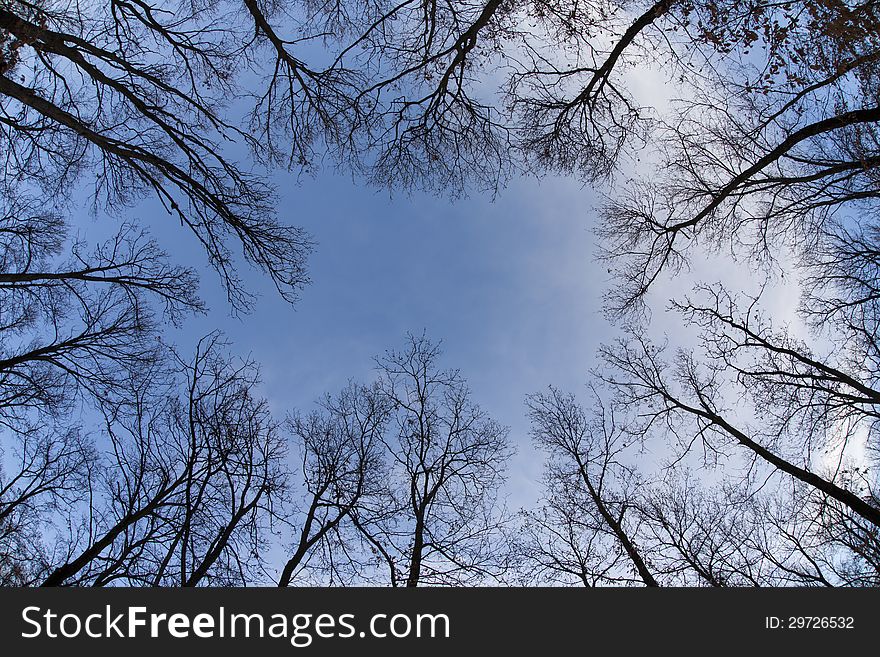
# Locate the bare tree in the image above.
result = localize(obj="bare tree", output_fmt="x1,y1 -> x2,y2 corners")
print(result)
0,427 -> 94,585
358,335 -> 512,586
586,299 -> 880,584
5,0 -> 880,590
637,472 -> 849,587
522,386 -> 657,586
38,333 -> 287,587
1,1 -> 312,310
0,191 -> 203,430
593,0 -> 880,313
5,0 -> 878,302
522,380 -> 880,587
277,382 -> 389,586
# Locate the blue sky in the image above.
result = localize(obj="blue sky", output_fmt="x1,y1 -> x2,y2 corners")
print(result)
69,60 -> 804,510
70,66 -> 805,509
57,27 -> 710,512
103,168 -> 619,507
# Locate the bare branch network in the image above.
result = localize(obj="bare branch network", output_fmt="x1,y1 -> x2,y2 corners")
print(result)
1,0 -> 879,585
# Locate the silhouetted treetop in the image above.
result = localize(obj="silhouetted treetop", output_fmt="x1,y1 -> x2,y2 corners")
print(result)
5,0 -> 877,312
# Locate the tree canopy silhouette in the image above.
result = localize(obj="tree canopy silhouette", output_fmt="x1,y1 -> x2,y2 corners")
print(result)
3,0 -> 880,587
